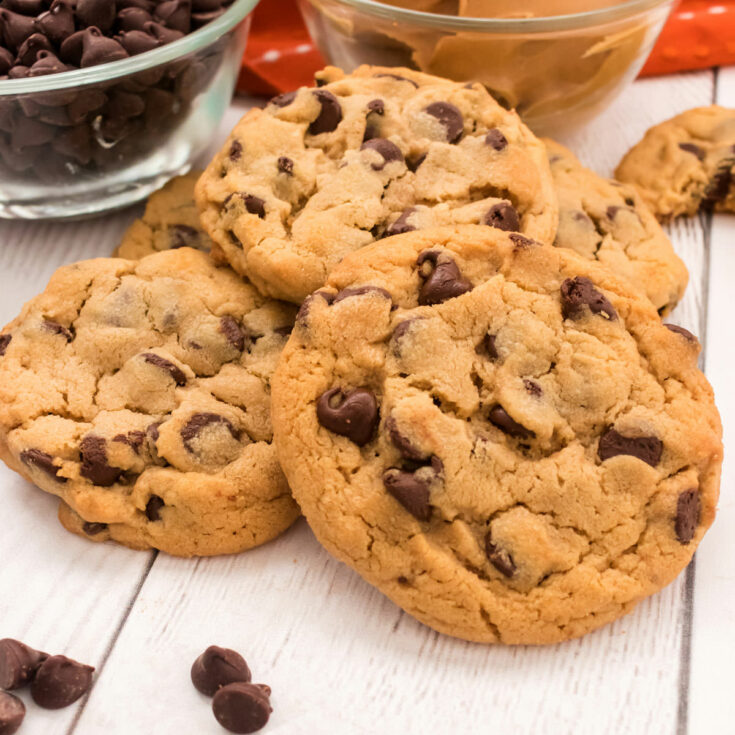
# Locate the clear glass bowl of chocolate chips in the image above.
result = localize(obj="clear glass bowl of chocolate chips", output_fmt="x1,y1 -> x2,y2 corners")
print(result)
0,0 -> 258,219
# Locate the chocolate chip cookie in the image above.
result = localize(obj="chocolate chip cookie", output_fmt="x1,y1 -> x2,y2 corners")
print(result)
271,225 -> 722,644
0,248 -> 299,557
547,139 -> 688,314
196,65 -> 558,303
114,173 -> 214,259
615,105 -> 735,220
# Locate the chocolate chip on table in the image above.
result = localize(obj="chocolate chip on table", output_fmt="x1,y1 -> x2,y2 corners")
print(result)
424,101 -> 464,143
417,250 -> 472,306
20,447 -> 66,482
0,334 -> 11,356
597,428 -> 662,467
212,682 -> 272,734
80,435 -> 122,486
0,639 -> 48,690
360,138 -> 403,170
485,532 -> 516,577
665,323 -> 698,343
678,142 -> 705,161
181,412 -> 240,453
316,388 -> 379,446
0,691 -> 24,735
675,488 -> 700,544
142,352 -> 188,385
82,521 -> 108,535
560,277 -> 617,321
31,655 -> 95,709
308,89 -> 342,135
484,202 -> 520,232
485,128 -> 508,151
145,494 -> 165,521
488,405 -> 534,439
191,646 -> 252,697
383,468 -> 433,521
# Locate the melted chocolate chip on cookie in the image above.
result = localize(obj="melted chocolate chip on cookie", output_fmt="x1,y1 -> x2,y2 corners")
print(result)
675,488 -> 700,544
80,435 -> 121,486
417,250 -> 472,305
316,388 -> 379,446
20,448 -> 65,482
560,277 -> 617,321
597,428 -> 662,467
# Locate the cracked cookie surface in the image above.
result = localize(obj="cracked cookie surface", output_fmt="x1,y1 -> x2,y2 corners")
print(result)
0,248 -> 299,557
114,173 -> 214,260
546,139 -> 688,315
615,106 -> 735,221
196,65 -> 558,303
271,225 -> 722,644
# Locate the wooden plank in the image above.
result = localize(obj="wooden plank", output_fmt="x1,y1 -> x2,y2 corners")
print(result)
687,66 -> 735,735
73,74 -> 715,735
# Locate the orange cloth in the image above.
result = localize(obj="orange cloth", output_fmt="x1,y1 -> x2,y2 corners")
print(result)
237,0 -> 735,95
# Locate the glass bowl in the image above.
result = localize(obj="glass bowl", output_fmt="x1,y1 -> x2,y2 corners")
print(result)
298,0 -> 676,133
0,0 -> 259,220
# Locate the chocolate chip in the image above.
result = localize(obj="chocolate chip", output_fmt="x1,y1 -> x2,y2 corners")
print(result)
20,448 -> 66,482
317,388 -> 379,446
82,521 -> 107,535
155,0 -> 192,34
0,9 -> 35,52
117,7 -> 154,31
191,646 -> 251,697
407,153 -> 427,172
424,101 -> 464,143
606,205 -> 626,220
220,316 -> 247,352
478,333 -> 498,360
143,19 -> 184,44
142,352 -> 187,385
488,405 -> 534,439
485,532 -> 516,577
80,435 -> 121,486
181,412 -> 240,452
485,128 -> 508,151
270,90 -> 296,108
665,323 -> 698,343
167,224 -> 200,249
296,290 -> 335,323
597,428 -> 662,467
212,682 -> 272,734
228,139 -> 242,161
308,90 -> 342,135
560,277 -> 617,321
80,27 -> 129,67
360,138 -> 403,170
112,430 -> 146,452
277,156 -> 293,175
679,142 -> 704,160
16,33 -> 52,67
35,0 -> 76,45
77,0 -> 116,32
43,318 -> 73,341
386,207 -> 417,237
385,417 -> 426,462
367,98 -> 384,115
374,72 -> 418,88
675,488 -> 700,544
145,495 -> 165,521
228,193 -> 265,219
0,639 -> 48,690
0,47 -> 12,75
382,469 -> 432,521
417,250 -> 472,305
509,233 -> 537,249
702,158 -> 733,208
484,202 -> 520,232
116,29 -> 159,55
0,334 -> 10,356
332,285 -> 392,305
0,691 -> 24,735
31,655 -> 94,710
524,379 -> 542,397
391,317 -> 423,346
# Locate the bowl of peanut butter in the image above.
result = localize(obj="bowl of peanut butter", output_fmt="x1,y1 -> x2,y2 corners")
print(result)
297,0 -> 676,133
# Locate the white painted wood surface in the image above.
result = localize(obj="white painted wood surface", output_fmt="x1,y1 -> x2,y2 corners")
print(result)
0,74 -> 732,735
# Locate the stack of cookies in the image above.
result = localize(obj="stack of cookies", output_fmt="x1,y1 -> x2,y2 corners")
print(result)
0,66 -> 724,645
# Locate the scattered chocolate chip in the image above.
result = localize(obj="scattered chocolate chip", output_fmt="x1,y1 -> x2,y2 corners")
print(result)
31,655 -> 94,710
277,156 -> 293,175
43,318 -> 73,341
20,448 -> 66,482
675,488 -> 700,544
191,646 -> 251,697
524,379 -> 542,397
485,532 -> 516,577
407,153 -> 427,172
382,469 -> 432,521
597,428 -> 662,467
212,682 -> 272,734
308,89 -> 342,135
367,98 -> 384,115
478,333 -> 498,360
0,334 -> 11,356
665,323 -> 697,342
316,388 -> 379,446
181,412 -> 240,453
142,352 -> 187,386
270,90 -> 296,108
488,405 -> 534,439
296,290 -> 335,323
560,277 -> 617,321
678,142 -> 705,160
424,101 -> 463,143
360,138 -> 403,170
228,139 -> 242,161
484,202 -> 520,232
80,435 -> 121,487
0,692 -> 24,735
417,250 -> 472,305
374,72 -> 418,88
386,207 -> 417,237
0,639 -> 48,690
82,521 -> 108,535
145,495 -> 165,522
333,285 -> 392,305
220,316 -> 247,352
485,128 -> 508,151
385,417 -> 426,462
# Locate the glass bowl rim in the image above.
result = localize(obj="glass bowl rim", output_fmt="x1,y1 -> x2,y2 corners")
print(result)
303,0 -> 676,32
0,0 -> 259,96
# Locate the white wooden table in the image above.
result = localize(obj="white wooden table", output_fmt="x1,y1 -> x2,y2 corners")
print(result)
1,69 -> 734,735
